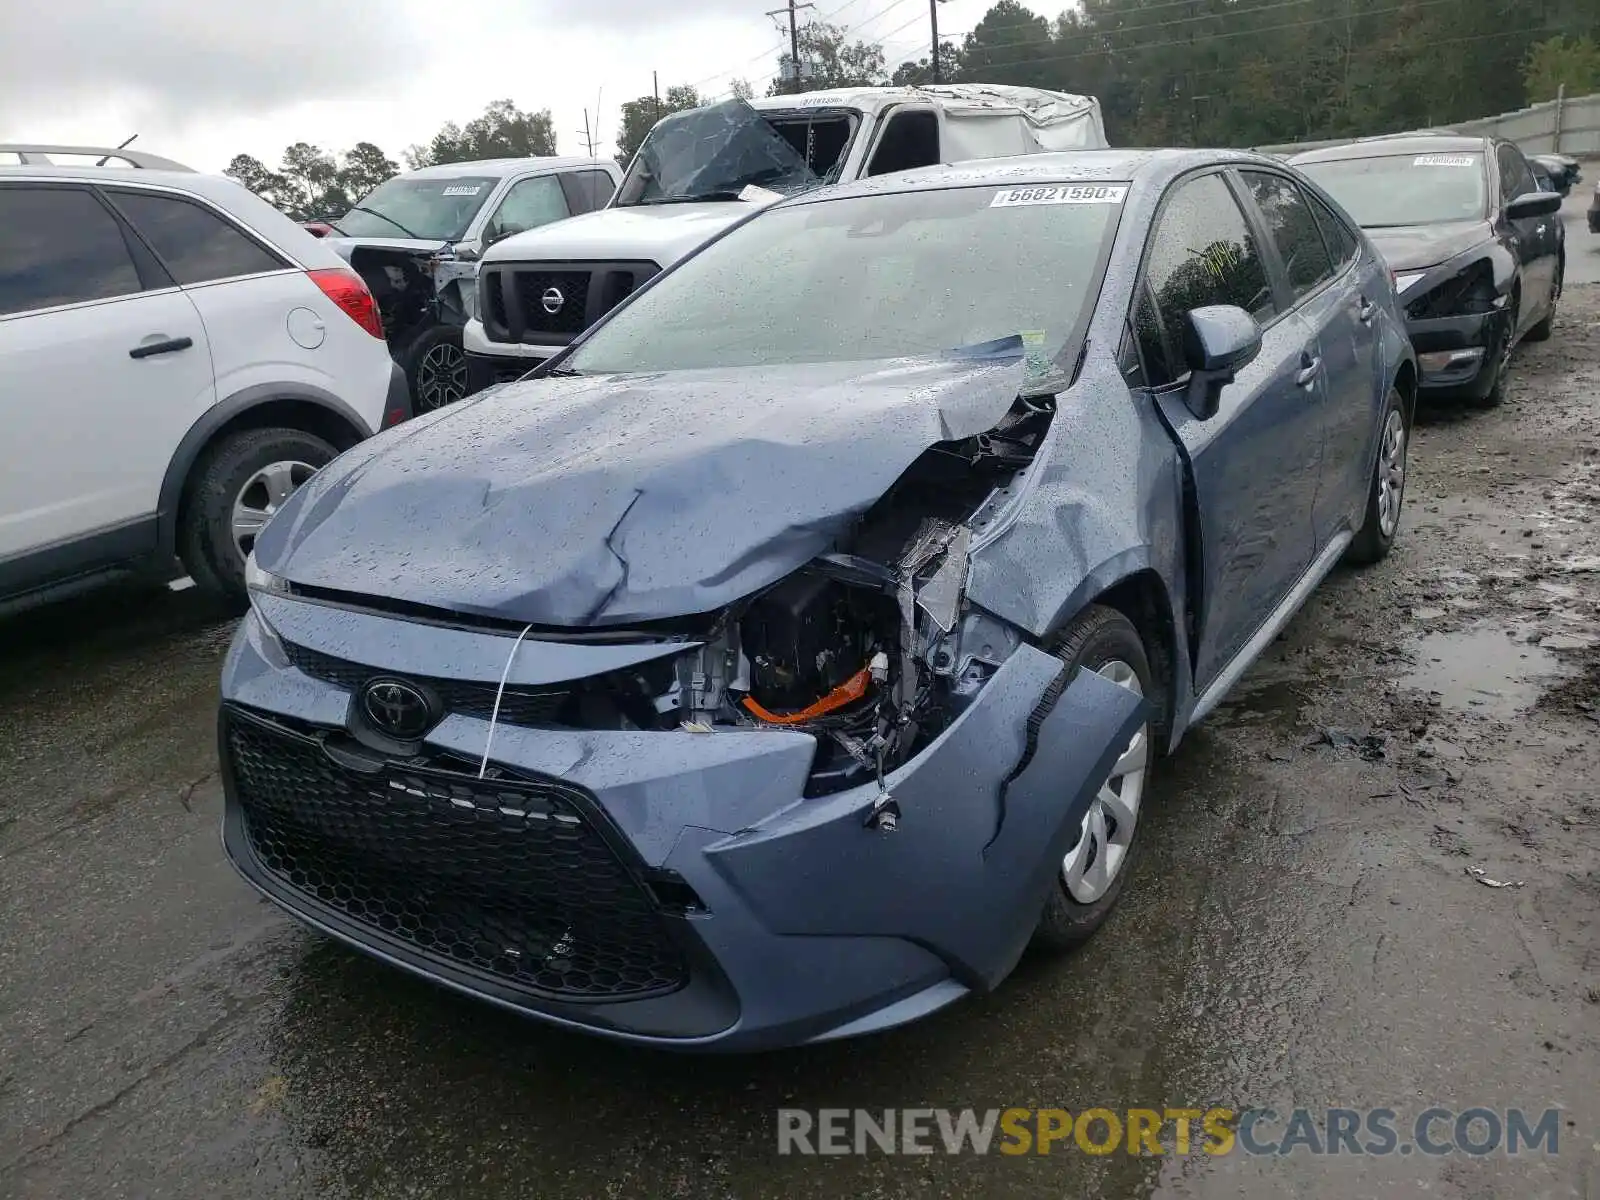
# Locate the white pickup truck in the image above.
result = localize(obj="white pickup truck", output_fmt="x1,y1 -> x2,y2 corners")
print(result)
461,84 -> 1106,390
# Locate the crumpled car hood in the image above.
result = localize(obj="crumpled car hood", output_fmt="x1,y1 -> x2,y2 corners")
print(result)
1365,221 -> 1493,272
253,354 -> 1024,627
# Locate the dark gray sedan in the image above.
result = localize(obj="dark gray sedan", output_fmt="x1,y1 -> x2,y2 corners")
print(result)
220,149 -> 1414,1051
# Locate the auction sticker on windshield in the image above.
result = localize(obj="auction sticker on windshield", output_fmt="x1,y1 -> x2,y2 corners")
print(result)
1413,155 -> 1476,167
991,184 -> 1128,208
441,184 -> 484,196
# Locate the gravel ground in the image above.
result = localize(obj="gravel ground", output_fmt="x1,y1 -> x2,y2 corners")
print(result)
2,286 -> 1598,1200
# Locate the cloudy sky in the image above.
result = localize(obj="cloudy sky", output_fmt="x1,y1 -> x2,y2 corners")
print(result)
0,0 -> 1002,173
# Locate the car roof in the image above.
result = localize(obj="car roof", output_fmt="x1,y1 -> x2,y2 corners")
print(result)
400,156 -> 614,180
0,164 -> 253,199
800,147 -> 1286,203
1289,133 -> 1488,164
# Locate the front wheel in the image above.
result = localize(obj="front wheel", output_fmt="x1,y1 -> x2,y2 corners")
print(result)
1525,264 -> 1561,343
404,325 -> 470,412
1030,605 -> 1156,953
1344,387 -> 1408,566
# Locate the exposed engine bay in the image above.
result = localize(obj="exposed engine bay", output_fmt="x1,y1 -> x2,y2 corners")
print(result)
565,393 -> 1056,794
346,247 -> 473,349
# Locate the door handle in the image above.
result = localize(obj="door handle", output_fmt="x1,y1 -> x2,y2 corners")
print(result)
1357,296 -> 1376,324
129,336 -> 194,360
1295,354 -> 1322,388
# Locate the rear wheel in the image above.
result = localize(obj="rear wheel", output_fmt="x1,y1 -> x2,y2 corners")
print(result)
1031,606 -> 1156,952
179,427 -> 336,602
1345,387 -> 1408,566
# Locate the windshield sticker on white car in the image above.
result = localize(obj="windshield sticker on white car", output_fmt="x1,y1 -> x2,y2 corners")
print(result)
990,184 -> 1128,208
441,184 -> 484,196
1413,155 -> 1476,167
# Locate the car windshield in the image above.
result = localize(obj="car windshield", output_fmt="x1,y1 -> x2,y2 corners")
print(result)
1298,152 -> 1487,227
336,175 -> 498,241
568,182 -> 1127,375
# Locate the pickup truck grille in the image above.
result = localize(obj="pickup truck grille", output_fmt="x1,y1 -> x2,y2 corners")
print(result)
479,260 -> 659,347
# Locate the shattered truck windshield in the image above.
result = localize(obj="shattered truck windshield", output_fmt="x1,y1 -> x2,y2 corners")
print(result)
336,175 -> 498,241
614,99 -> 855,206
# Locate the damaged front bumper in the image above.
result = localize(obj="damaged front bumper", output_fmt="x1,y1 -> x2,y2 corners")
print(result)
219,595 -> 1144,1051
1406,309 -> 1509,398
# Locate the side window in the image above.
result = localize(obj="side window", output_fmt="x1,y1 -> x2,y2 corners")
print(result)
1496,144 -> 1536,204
1140,172 -> 1276,385
559,170 -> 616,215
488,176 -> 570,241
867,110 -> 941,177
109,190 -> 284,285
1307,193 -> 1359,268
1133,283 -> 1175,389
1241,171 -> 1335,300
0,186 -> 142,316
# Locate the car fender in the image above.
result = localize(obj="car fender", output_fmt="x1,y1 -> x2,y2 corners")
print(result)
155,383 -> 374,559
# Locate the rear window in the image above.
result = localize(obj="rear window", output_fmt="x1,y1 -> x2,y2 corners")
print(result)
110,190 -> 285,284
1297,152 -> 1487,227
569,182 -> 1126,376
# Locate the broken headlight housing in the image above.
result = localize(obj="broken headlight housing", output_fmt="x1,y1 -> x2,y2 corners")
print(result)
1405,258 -> 1499,321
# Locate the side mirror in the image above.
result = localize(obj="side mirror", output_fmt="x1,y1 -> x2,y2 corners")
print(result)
1506,191 -> 1561,219
1182,305 -> 1261,420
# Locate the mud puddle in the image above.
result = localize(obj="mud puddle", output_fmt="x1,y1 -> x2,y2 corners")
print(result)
1399,622 -> 1574,716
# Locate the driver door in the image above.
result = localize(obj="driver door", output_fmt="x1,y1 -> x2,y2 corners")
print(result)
1134,170 -> 1325,691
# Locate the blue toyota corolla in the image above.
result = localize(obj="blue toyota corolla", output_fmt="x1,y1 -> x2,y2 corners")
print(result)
221,149 -> 1414,1051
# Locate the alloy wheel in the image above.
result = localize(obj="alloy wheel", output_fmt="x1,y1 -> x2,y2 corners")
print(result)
231,459 -> 317,560
417,341 -> 469,411
1377,408 -> 1406,538
1060,660 -> 1150,904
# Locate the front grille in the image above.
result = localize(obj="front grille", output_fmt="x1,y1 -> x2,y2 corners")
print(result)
283,641 -> 567,726
225,707 -> 688,1000
479,260 -> 659,345
514,271 -> 590,335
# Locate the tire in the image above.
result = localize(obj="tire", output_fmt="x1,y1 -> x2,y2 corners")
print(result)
1344,387 -> 1409,566
1030,605 -> 1156,953
179,427 -> 336,602
1525,265 -> 1561,343
403,325 -> 469,413
1478,296 -> 1518,407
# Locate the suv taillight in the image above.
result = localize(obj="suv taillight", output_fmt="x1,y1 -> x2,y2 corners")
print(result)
308,268 -> 384,339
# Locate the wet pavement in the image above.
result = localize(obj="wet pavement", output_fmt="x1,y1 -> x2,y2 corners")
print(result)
4,290 -> 1600,1200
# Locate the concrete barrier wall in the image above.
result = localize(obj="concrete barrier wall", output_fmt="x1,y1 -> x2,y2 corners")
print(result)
1255,92 -> 1600,158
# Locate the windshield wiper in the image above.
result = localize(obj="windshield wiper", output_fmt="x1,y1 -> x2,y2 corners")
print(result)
541,366 -> 583,377
346,206 -> 425,239
635,191 -> 743,205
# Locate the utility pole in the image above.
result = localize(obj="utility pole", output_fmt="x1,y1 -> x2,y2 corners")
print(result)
767,0 -> 814,94
577,110 -> 596,156
930,0 -> 948,84
653,71 -> 661,124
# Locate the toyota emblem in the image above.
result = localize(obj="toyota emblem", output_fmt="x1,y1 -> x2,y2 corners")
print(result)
361,678 -> 436,739
541,286 -> 565,314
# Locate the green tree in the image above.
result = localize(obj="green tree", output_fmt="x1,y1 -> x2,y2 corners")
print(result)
768,21 -> 887,96
338,141 -> 398,202
1524,35 -> 1600,102
406,99 -> 558,169
614,84 -> 702,166
223,153 -> 293,213
958,0 -> 1056,90
890,42 -> 963,86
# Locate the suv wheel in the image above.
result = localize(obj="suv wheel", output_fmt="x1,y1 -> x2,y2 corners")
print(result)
405,326 -> 470,412
180,427 -> 336,601
1031,605 -> 1156,953
1525,264 -> 1560,343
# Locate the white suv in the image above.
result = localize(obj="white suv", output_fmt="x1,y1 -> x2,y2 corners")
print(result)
0,144 -> 408,612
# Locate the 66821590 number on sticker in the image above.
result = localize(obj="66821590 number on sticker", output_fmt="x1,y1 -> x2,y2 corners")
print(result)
990,184 -> 1129,208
